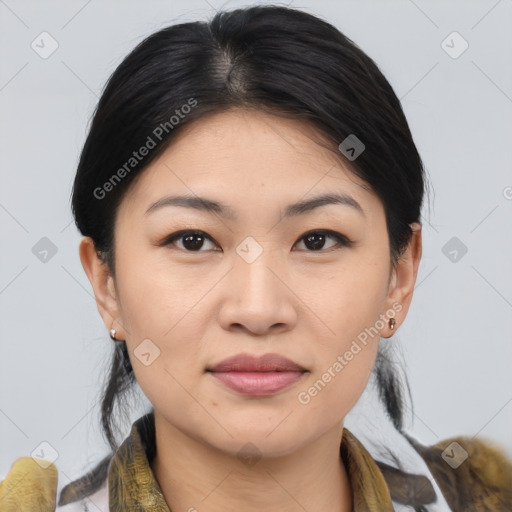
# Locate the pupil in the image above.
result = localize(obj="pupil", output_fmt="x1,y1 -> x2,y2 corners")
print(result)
305,233 -> 325,250
183,233 -> 204,250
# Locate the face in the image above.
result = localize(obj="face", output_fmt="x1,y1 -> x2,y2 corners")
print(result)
81,107 -> 421,458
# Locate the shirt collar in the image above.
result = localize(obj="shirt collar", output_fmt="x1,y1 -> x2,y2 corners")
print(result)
108,412 -> 394,511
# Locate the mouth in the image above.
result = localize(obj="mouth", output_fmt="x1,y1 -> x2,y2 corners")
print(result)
207,352 -> 306,373
206,353 -> 308,396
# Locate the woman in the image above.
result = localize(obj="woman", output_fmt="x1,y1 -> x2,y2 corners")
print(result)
1,4 -> 511,511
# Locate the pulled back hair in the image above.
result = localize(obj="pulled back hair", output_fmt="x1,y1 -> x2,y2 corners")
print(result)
60,3 -> 428,506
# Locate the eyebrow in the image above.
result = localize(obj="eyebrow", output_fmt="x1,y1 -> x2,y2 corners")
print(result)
144,192 -> 365,219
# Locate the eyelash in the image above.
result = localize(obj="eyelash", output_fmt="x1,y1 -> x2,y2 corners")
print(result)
160,229 -> 353,253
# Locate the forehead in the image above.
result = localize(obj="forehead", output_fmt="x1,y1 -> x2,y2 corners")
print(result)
118,108 -> 379,219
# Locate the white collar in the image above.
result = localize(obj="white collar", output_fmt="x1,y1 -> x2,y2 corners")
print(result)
344,371 -> 453,511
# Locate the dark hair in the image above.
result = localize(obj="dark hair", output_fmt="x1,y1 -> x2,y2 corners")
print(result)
59,3 -> 429,506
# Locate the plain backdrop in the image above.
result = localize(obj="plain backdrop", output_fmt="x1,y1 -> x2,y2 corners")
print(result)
1,0 -> 511,483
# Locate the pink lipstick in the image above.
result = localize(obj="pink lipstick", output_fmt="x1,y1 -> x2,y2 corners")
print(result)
207,353 -> 307,396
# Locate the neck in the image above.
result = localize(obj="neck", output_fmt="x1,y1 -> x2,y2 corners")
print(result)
150,412 -> 353,512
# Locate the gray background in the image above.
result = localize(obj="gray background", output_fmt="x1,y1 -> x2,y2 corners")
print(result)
1,0 -> 511,484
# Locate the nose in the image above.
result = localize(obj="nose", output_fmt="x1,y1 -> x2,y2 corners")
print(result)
217,249 -> 298,336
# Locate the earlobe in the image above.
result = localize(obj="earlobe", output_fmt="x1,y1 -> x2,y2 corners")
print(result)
382,223 -> 422,337
78,237 -> 122,336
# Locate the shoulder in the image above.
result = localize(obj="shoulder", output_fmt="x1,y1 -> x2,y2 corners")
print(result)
0,457 -> 58,511
0,457 -> 108,512
410,433 -> 512,512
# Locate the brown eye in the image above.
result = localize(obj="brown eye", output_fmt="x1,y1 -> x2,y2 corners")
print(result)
294,230 -> 352,252
161,229 -> 352,253
163,230 -> 218,252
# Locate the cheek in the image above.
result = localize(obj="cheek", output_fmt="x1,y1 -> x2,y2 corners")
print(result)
296,331 -> 379,434
297,252 -> 388,414
114,244 -> 201,336
124,313 -> 208,421
113,252 -> 210,395
311,253 -> 390,346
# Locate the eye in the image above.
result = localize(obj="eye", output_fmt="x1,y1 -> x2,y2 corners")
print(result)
293,230 -> 353,252
162,230 -> 218,252
161,229 -> 352,253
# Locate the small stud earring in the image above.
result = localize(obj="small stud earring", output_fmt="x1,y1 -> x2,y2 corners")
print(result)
389,318 -> 396,330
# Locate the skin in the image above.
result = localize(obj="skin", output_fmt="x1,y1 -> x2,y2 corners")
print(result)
80,107 -> 422,512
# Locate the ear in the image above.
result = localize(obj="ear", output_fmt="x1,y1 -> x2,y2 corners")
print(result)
381,222 -> 422,338
79,236 -> 125,339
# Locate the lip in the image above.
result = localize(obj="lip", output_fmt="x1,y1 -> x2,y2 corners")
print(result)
206,353 -> 307,396
207,352 -> 306,372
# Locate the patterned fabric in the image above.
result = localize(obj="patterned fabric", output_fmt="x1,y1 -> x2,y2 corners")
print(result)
0,457 -> 58,511
107,412 -> 170,511
344,375 -> 454,512
2,391 -> 512,511
343,373 -> 512,512
0,412 -> 397,511
106,411 -> 395,511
